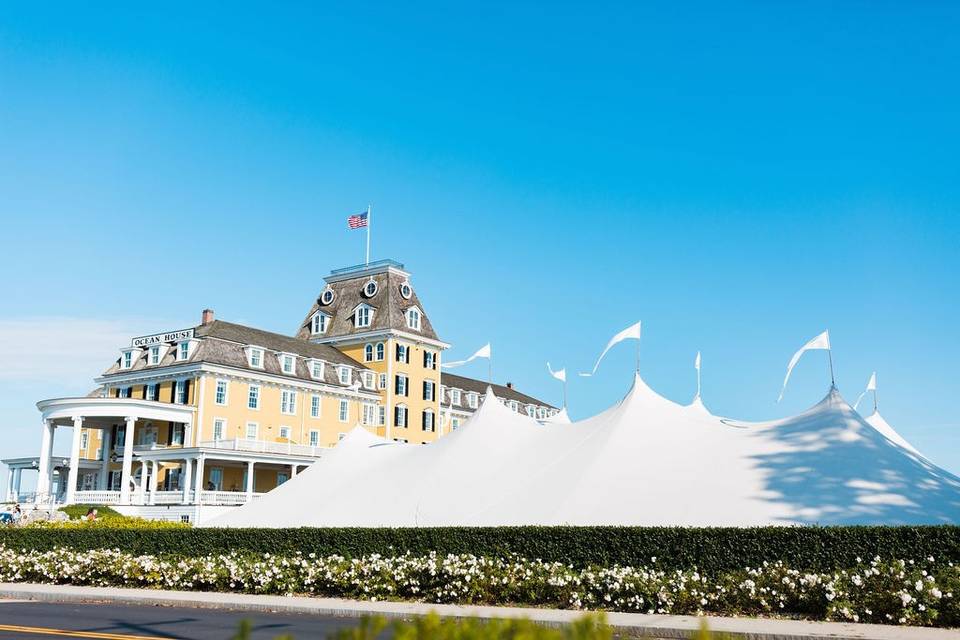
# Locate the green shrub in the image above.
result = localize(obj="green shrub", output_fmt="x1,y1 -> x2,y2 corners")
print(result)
0,526 -> 957,573
58,504 -> 125,520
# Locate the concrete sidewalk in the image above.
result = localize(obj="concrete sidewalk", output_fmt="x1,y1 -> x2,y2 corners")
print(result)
0,583 -> 952,640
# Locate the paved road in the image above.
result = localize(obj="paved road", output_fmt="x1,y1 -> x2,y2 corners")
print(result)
0,600 -> 368,640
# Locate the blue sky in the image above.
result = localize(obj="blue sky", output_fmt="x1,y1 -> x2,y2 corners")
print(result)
1,2 -> 959,483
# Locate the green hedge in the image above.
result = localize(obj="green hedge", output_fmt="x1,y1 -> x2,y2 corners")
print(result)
1,526 -> 958,572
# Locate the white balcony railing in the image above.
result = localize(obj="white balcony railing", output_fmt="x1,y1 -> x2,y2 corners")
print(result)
200,490 -> 264,505
74,491 -> 121,505
152,490 -> 190,504
199,438 -> 324,457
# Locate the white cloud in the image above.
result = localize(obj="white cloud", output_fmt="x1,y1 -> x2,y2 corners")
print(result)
0,316 -> 181,384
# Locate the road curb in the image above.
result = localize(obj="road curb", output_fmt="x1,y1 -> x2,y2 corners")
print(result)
0,583 -> 953,640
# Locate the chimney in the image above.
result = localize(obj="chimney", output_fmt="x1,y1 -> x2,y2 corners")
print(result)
201,309 -> 215,325
506,382 -> 514,389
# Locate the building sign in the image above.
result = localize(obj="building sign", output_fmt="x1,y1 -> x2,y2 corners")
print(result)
131,328 -> 195,348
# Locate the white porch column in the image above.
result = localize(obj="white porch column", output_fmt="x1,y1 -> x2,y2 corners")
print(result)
290,464 -> 297,477
182,457 -> 193,504
245,461 -> 255,501
36,419 -> 55,503
183,422 -> 193,448
12,468 -> 23,502
147,460 -> 157,505
98,429 -> 111,489
194,455 -> 205,505
119,416 -> 136,505
65,416 -> 84,504
5,468 -> 13,502
137,461 -> 148,505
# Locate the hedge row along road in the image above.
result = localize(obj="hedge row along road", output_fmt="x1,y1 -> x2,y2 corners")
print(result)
3,525 -> 959,572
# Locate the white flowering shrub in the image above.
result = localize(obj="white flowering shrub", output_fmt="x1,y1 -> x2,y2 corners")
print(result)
0,546 -> 957,627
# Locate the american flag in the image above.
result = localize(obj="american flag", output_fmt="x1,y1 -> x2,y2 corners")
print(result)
347,211 -> 369,229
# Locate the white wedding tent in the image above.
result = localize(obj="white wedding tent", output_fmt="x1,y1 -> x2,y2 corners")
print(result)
210,375 -> 960,527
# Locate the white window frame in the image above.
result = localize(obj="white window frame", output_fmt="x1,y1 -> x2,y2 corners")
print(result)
145,383 -> 157,401
280,389 -> 297,415
178,341 -> 190,361
214,379 -> 228,405
376,342 -> 385,361
148,345 -> 161,366
395,404 -> 408,428
362,403 -> 377,426
354,304 -> 373,328
510,400 -> 519,412
308,359 -> 325,380
396,374 -> 408,396
378,373 -> 387,390
122,350 -> 134,369
364,343 -> 374,362
310,311 -> 330,335
424,350 -> 436,369
467,392 -> 478,409
406,306 -> 422,331
279,425 -> 291,440
363,371 -> 375,389
213,418 -> 226,441
338,366 -> 351,385
338,399 -> 349,423
309,430 -> 319,447
423,380 -> 435,401
310,394 -> 321,418
245,422 -> 258,440
422,409 -> 435,432
175,379 -> 187,404
246,347 -> 265,369
279,353 -> 296,375
248,384 -> 261,410
451,388 -> 462,406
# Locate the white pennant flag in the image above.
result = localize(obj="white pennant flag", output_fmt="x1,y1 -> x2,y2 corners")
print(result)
579,321 -> 641,377
853,372 -> 877,411
442,343 -> 491,369
778,330 -> 831,402
547,362 -> 566,382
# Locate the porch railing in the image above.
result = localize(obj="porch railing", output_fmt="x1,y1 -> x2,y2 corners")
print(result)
73,491 -> 121,505
200,490 -> 264,505
199,438 -> 324,457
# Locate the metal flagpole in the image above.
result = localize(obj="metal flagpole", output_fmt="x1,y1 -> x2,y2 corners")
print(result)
696,362 -> 701,399
635,337 -> 641,373
827,350 -> 836,387
562,378 -> 568,409
873,380 -> 878,413
365,204 -> 372,266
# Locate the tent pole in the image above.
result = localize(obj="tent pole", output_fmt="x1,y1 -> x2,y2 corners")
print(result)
827,350 -> 836,387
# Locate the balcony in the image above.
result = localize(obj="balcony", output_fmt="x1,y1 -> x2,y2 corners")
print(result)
199,438 -> 324,457
73,489 -> 266,506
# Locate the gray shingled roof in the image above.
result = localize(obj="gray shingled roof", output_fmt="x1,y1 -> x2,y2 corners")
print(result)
102,320 -> 370,390
295,270 -> 440,342
440,372 -> 556,409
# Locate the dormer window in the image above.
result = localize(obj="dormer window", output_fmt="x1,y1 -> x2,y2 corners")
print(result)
509,400 -> 519,413
406,307 -> 422,331
338,366 -> 352,385
307,359 -> 324,380
122,351 -> 134,369
310,311 -> 329,335
148,345 -> 162,366
354,304 -> 373,328
362,371 -> 375,389
177,341 -> 190,361
467,392 -> 478,409
450,389 -> 462,406
279,353 -> 296,375
245,346 -> 264,369
363,280 -> 378,297
526,405 -> 535,418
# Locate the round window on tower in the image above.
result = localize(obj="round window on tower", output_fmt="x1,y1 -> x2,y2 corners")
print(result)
363,280 -> 379,297
319,288 -> 335,306
399,282 -> 412,299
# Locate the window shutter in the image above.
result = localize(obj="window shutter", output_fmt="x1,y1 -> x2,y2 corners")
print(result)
422,380 -> 427,399
183,379 -> 191,403
422,411 -> 427,430
167,422 -> 173,444
394,406 -> 400,426
394,376 -> 400,395
405,348 -> 410,364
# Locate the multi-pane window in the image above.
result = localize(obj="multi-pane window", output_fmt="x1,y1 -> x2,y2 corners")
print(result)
422,410 -> 435,432
80,431 -> 88,451
145,383 -> 157,401
280,390 -> 297,415
407,308 -> 421,331
355,305 -> 371,328
213,419 -> 225,441
423,351 -> 436,369
364,344 -> 374,361
378,373 -> 387,390
171,423 -> 184,445
396,344 -> 409,363
450,389 -> 462,405
249,348 -> 263,368
248,385 -> 260,409
395,405 -> 408,428
526,405 -> 536,417
363,371 -> 375,389
376,342 -> 385,361
310,395 -> 321,418
215,380 -> 228,405
311,361 -> 324,379
338,366 -> 351,385
279,425 -> 291,439
149,346 -> 161,365
509,400 -> 519,412
178,342 -> 189,361
395,374 -> 408,397
120,386 -> 132,398
245,422 -> 258,440
362,403 -> 377,425
123,351 -> 132,368
311,312 -> 328,334
451,417 -> 461,431
467,393 -> 478,409
423,380 -> 435,401
175,380 -> 187,404
338,399 -> 349,422
378,405 -> 386,426
309,430 -> 319,446
281,355 -> 295,374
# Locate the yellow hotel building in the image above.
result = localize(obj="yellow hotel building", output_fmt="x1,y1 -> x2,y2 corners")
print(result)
3,260 -> 556,522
